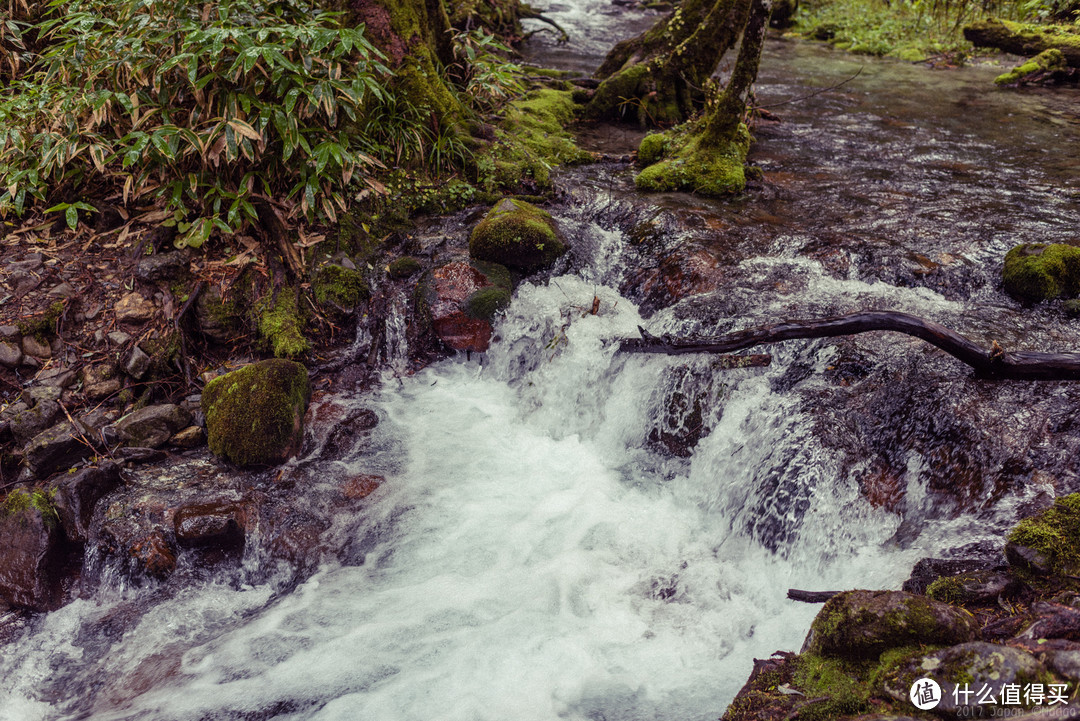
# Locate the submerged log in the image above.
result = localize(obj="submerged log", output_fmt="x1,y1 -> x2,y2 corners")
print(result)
788,589 -> 842,603
619,311 -> 1080,381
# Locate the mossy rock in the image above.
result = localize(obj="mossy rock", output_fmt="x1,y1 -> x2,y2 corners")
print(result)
469,198 -> 569,272
1007,493 -> 1080,576
925,570 -> 1018,604
256,289 -> 310,359
464,286 -> 512,321
201,359 -> 311,467
637,133 -> 668,166
388,256 -> 423,279
1002,243 -> 1080,303
803,590 -> 977,660
882,642 -> 1050,714
995,48 -> 1068,85
635,124 -> 752,197
313,263 -> 368,312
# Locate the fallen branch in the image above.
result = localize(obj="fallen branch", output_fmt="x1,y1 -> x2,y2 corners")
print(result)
520,7 -> 570,43
788,589 -> 842,603
619,311 -> 1080,381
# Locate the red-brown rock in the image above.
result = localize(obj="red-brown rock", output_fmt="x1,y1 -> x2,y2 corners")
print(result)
174,501 -> 247,548
428,261 -> 492,352
0,507 -> 66,611
343,474 -> 383,500
623,245 -> 724,313
129,531 -> 176,578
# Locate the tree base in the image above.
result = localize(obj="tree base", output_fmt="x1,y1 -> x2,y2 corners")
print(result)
634,123 -> 751,196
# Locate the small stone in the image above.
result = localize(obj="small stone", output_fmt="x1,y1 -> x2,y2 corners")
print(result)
170,426 -> 204,448
124,346 -> 151,380
174,502 -> 246,547
84,303 -> 103,321
0,325 -> 19,338
6,254 -> 43,272
10,399 -> 61,446
34,366 -> 76,388
109,404 -> 192,449
26,386 -> 61,404
21,335 -> 52,359
80,363 -> 121,401
23,419 -> 95,480
47,283 -> 76,299
0,341 -> 22,368
114,292 -> 156,323
107,331 -> 131,347
134,251 -> 188,282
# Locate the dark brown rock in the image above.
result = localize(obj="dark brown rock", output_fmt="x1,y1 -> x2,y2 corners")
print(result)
129,530 -> 176,578
0,506 -> 66,611
48,462 -> 122,544
10,399 -> 61,446
427,261 -> 492,352
110,404 -> 192,449
24,419 -> 96,480
174,501 -> 247,548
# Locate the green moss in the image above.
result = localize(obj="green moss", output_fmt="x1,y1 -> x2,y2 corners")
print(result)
926,574 -> 970,603
388,257 -> 423,278
637,133 -> 668,165
313,264 -> 368,310
469,198 -> 569,272
201,358 -> 311,467
256,289 -> 310,359
478,89 -> 592,193
17,301 -> 65,342
1002,243 -> 1080,302
1,487 -> 59,526
792,654 -> 871,720
464,286 -> 512,320
635,124 -> 751,196
1008,493 -> 1080,576
995,48 -> 1068,85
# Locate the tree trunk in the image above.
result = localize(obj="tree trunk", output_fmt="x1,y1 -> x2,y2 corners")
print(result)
349,0 -> 469,131
702,0 -> 772,146
585,0 -> 750,126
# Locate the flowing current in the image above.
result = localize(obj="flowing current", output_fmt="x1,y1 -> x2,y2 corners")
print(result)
5,5 -> 1080,720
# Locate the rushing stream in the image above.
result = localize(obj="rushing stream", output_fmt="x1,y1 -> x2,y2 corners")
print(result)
4,6 -> 1080,721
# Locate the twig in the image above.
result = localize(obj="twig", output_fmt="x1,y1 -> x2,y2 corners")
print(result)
752,66 -> 864,110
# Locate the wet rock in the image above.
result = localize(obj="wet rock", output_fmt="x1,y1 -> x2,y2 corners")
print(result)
194,286 -> 242,344
884,642 -> 1047,715
115,447 -> 168,464
49,462 -> 122,543
1005,493 -> 1080,576
925,570 -> 1020,604
312,263 -> 368,316
115,292 -> 156,322
202,359 -> 311,466
134,251 -> 187,282
21,335 -> 51,359
469,198 -> 568,272
1002,243 -> 1080,303
174,501 -> 247,548
23,419 -> 95,480
388,256 -> 422,278
169,426 -> 204,448
802,590 -> 977,659
342,474 -> 383,500
80,362 -> 121,401
0,501 -> 66,611
110,404 -> 192,449
420,260 -> 511,353
128,530 -> 176,578
623,245 -> 724,313
10,399 -> 62,446
0,340 -> 22,368
124,346 -> 151,380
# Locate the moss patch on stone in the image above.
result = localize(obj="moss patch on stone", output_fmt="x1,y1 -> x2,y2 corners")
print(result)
469,198 -> 568,272
388,256 -> 423,278
1008,493 -> 1080,576
792,654 -> 871,720
201,359 -> 311,467
464,285 -> 512,321
313,264 -> 368,310
1,487 -> 59,526
1002,243 -> 1080,303
17,301 -> 65,342
995,48 -> 1068,85
635,123 -> 752,196
256,289 -> 310,359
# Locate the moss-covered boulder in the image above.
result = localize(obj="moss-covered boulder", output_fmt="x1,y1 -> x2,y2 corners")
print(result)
418,260 -> 512,353
995,48 -> 1069,85
313,263 -> 368,313
256,289 -> 310,358
1002,243 -> 1080,303
201,359 -> 311,467
925,570 -> 1018,604
635,123 -> 752,197
882,643 -> 1050,714
1006,493 -> 1080,576
803,590 -> 977,660
469,198 -> 568,272
0,489 -> 65,611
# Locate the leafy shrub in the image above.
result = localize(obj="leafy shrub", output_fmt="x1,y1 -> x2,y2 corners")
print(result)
0,0 -> 413,245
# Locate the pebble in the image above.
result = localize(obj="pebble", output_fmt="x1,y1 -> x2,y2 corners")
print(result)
0,341 -> 22,369
115,292 -> 156,322
107,331 -> 132,347
21,336 -> 51,359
